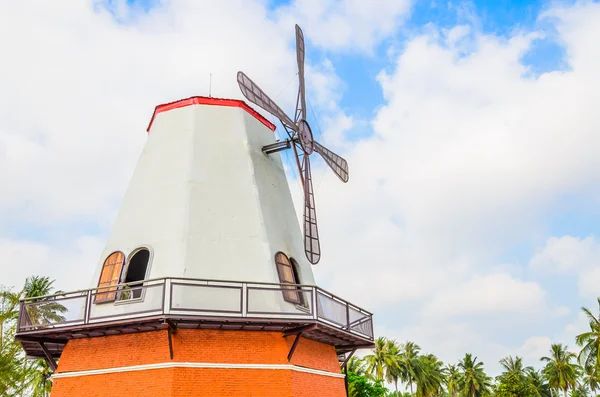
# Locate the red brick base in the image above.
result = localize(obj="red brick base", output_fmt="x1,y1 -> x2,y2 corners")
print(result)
51,329 -> 347,397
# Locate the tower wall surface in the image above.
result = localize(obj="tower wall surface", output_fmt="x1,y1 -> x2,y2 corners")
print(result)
88,99 -> 316,319
50,330 -> 346,397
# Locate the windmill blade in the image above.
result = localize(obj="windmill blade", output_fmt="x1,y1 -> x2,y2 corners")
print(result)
314,141 -> 349,183
237,71 -> 296,129
295,24 -> 307,121
303,155 -> 321,264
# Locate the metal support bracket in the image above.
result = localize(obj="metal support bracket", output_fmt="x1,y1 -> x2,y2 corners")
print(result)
39,342 -> 58,372
283,323 -> 318,336
163,320 -> 177,360
341,348 -> 357,369
286,332 -> 303,362
262,139 -> 292,154
341,348 -> 357,397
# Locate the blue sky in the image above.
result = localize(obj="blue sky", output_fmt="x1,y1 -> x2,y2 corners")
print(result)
3,0 -> 600,378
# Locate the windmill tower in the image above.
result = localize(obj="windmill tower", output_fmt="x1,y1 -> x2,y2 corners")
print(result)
15,25 -> 374,397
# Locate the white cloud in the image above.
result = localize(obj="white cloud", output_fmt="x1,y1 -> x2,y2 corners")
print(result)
530,235 -> 600,298
312,0 -> 600,301
444,24 -> 471,46
275,0 -> 413,53
0,236 -> 104,292
516,336 -> 552,364
309,0 -> 600,372
530,235 -> 600,273
553,305 -> 571,317
425,273 -> 546,317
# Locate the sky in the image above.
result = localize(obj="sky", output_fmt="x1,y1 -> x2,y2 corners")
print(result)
1,0 -> 600,378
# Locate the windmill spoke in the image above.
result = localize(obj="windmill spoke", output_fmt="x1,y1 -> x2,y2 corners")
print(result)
296,24 -> 306,122
314,142 -> 349,183
237,71 -> 296,130
303,155 -> 320,264
291,140 -> 305,188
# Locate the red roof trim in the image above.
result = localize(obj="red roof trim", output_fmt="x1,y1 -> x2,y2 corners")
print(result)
146,96 -> 276,133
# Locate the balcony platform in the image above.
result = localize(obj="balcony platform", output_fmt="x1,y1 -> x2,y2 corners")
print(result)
16,278 -> 374,361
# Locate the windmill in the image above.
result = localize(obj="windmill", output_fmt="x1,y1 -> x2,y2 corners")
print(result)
237,24 -> 349,265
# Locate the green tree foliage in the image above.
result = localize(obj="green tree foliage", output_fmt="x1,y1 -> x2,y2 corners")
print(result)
22,276 -> 67,326
347,371 -> 388,397
365,337 -> 401,382
445,364 -> 461,397
400,342 -> 422,396
569,384 -> 590,397
499,356 -> 532,377
583,368 -> 599,397
458,353 -> 492,397
0,276 -> 64,397
526,368 -> 552,397
495,357 -> 539,397
415,353 -> 444,397
0,287 -> 30,396
495,371 -> 539,397
577,299 -> 600,397
541,344 -> 580,397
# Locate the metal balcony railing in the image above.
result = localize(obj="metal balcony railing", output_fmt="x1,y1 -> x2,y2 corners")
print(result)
16,277 -> 374,341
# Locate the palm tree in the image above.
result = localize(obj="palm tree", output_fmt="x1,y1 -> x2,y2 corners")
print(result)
527,368 -> 552,397
384,340 -> 402,395
444,364 -> 460,397
0,318 -> 29,397
27,360 -> 53,397
541,343 -> 579,397
22,276 -> 66,327
414,354 -> 444,397
569,384 -> 589,397
576,299 -> 600,381
20,276 -> 64,397
346,356 -> 367,376
365,337 -> 400,382
500,355 -> 532,378
457,353 -> 491,397
399,341 -> 421,395
0,288 -> 21,349
583,367 -> 599,397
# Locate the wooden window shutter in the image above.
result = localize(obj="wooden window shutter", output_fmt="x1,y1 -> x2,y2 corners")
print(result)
95,251 -> 125,303
275,252 -> 301,304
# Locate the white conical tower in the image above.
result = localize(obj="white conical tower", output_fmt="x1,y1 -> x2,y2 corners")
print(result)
89,97 -> 315,314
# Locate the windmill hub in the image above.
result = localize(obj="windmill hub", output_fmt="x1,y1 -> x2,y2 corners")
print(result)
298,119 -> 314,155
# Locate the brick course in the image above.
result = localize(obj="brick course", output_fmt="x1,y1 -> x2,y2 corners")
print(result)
51,329 -> 346,397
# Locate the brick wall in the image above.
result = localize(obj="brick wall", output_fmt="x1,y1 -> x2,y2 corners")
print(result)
51,329 -> 347,397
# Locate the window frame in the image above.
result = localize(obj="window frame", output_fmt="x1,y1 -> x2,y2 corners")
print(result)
289,257 -> 306,307
94,251 -> 126,304
117,247 -> 153,303
274,252 -> 302,305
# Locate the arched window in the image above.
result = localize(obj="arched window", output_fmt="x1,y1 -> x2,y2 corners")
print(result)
95,251 -> 125,303
275,252 -> 301,304
289,257 -> 305,306
122,248 -> 150,299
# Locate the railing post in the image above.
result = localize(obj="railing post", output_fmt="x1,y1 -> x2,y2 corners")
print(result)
16,300 -> 24,332
163,278 -> 170,315
312,287 -> 318,320
84,290 -> 92,324
242,283 -> 247,316
346,303 -> 350,331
